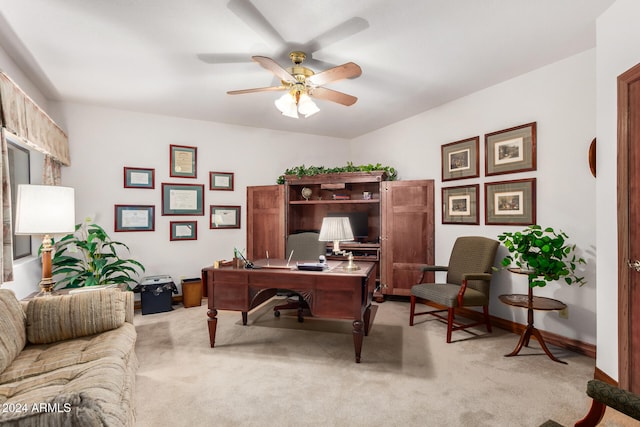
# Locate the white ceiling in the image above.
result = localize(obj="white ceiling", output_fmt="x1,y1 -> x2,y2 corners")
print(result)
0,0 -> 615,139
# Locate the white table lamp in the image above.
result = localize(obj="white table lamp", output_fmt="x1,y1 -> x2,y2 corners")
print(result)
319,216 -> 354,255
14,185 -> 75,296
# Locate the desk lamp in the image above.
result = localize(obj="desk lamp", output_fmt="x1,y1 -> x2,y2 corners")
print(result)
14,185 -> 75,296
319,216 -> 353,255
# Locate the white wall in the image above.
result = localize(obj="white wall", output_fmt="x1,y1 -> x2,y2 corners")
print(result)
595,0 -> 640,381
350,49 -> 598,344
58,103 -> 350,294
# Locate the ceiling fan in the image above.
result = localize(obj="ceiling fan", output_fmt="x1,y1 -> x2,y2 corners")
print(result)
227,51 -> 362,118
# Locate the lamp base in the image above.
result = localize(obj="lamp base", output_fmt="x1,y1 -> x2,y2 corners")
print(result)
343,253 -> 360,271
36,278 -> 56,297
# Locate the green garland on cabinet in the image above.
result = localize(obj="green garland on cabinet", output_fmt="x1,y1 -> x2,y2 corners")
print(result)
276,162 -> 398,184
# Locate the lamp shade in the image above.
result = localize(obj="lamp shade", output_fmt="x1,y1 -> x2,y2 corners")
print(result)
14,185 -> 75,235
318,217 -> 354,242
274,93 -> 299,118
297,93 -> 320,117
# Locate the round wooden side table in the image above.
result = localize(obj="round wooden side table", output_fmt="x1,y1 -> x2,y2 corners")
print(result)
499,268 -> 568,364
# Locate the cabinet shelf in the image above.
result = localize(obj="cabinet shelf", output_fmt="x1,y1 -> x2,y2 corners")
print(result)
289,199 -> 379,205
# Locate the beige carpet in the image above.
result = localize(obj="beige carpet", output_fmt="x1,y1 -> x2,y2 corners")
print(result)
132,298 -> 630,427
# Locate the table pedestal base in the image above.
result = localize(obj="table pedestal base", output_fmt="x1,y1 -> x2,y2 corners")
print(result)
505,323 -> 567,364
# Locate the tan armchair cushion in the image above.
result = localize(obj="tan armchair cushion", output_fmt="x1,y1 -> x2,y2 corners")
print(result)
26,289 -> 126,344
0,290 -> 26,373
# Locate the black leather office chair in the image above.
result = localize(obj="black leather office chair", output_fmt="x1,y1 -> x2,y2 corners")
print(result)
273,232 -> 326,322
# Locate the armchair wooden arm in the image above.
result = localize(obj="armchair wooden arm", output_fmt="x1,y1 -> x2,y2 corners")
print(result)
575,379 -> 640,426
457,273 -> 493,306
418,265 -> 448,283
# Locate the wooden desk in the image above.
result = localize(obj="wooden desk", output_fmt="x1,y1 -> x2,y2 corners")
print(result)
202,260 -> 376,363
500,269 -> 568,364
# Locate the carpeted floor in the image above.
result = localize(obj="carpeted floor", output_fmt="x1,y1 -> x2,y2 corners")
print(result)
132,298 -> 634,426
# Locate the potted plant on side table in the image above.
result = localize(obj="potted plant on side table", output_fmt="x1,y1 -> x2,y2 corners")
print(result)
497,224 -> 586,288
496,224 -> 586,363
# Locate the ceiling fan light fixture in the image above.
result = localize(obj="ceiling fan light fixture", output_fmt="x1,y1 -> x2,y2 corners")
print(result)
275,92 -> 298,118
298,93 -> 320,118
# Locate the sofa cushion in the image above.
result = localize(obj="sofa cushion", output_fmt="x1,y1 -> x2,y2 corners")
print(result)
0,322 -> 136,384
0,290 -> 26,374
26,289 -> 126,344
0,350 -> 137,426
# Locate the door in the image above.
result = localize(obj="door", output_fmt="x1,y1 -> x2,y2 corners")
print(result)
617,62 -> 640,392
246,185 -> 285,261
381,179 -> 435,296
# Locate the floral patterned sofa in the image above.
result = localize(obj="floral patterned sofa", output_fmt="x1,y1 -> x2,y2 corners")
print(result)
0,288 -> 137,426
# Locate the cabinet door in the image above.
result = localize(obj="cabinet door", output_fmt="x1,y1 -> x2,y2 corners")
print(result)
247,185 -> 285,260
381,180 -> 435,296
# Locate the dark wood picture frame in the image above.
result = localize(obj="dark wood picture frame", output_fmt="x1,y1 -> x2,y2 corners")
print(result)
209,171 -> 234,191
441,136 -> 480,181
170,221 -> 197,241
485,178 -> 536,225
124,167 -> 155,189
114,205 -> 155,232
161,183 -> 205,216
442,184 -> 479,225
169,144 -> 197,178
210,205 -> 241,229
485,122 -> 537,176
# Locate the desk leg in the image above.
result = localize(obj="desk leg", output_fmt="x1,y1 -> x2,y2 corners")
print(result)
363,305 -> 371,336
352,320 -> 364,363
207,309 -> 218,348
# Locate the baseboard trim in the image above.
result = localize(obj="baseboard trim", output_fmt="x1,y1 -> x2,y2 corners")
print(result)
594,367 -> 617,386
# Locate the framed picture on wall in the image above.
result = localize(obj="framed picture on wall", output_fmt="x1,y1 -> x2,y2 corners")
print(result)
209,171 -> 234,190
124,167 -> 155,189
485,178 -> 536,225
485,122 -> 537,176
210,205 -> 240,229
442,184 -> 479,225
441,136 -> 480,181
161,183 -> 204,215
114,205 -> 155,232
169,144 -> 197,178
170,221 -> 197,241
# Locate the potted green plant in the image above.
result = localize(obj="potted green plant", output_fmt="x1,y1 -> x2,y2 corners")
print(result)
49,219 -> 145,289
497,225 -> 586,287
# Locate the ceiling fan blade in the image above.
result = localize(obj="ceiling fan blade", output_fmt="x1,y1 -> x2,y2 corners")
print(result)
251,56 -> 296,84
227,86 -> 286,95
197,53 -> 253,64
310,87 -> 358,106
306,62 -> 362,86
227,0 -> 285,47
306,17 -> 370,53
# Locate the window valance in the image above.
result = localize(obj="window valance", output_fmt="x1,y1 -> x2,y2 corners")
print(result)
0,72 -> 70,166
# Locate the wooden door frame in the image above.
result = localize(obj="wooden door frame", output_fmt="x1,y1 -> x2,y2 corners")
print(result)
617,63 -> 640,390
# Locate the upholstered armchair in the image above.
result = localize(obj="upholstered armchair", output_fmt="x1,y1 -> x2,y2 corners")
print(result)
409,236 -> 499,343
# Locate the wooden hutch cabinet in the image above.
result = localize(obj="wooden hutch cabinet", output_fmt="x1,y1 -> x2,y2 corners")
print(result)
246,172 -> 434,298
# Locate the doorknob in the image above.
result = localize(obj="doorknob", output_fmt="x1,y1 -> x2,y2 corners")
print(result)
628,260 -> 640,271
